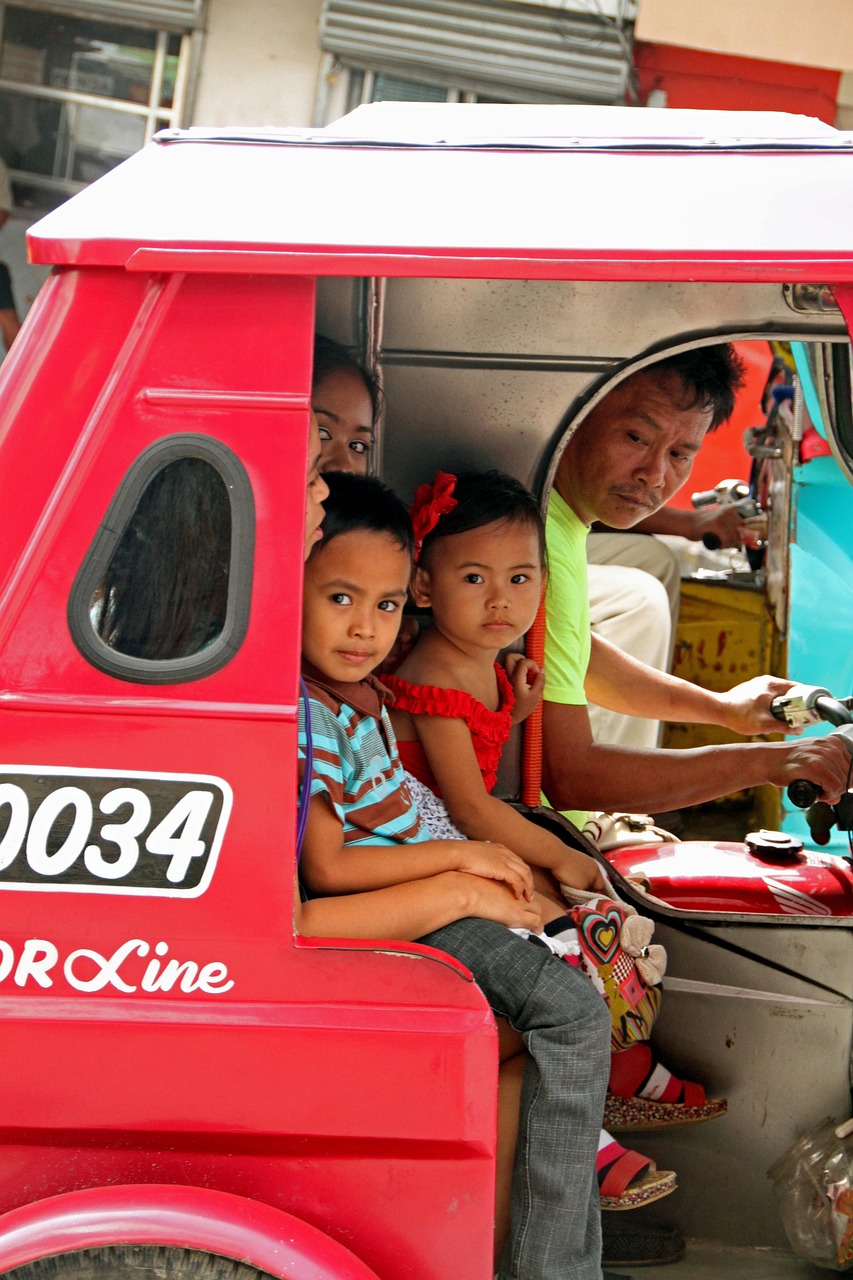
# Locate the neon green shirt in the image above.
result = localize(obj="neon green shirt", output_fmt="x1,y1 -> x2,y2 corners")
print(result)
543,488 -> 590,831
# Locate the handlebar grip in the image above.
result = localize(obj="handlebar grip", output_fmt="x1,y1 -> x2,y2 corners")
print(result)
702,533 -> 722,551
787,778 -> 822,809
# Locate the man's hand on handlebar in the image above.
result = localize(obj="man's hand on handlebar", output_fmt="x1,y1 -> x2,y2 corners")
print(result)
716,675 -> 802,737
771,735 -> 853,806
688,504 -> 748,549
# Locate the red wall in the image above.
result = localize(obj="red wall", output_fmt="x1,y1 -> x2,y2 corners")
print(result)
670,341 -> 773,510
634,42 -> 841,123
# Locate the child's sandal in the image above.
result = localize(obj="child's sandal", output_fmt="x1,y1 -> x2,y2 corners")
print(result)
597,1134 -> 677,1211
605,1041 -> 727,1131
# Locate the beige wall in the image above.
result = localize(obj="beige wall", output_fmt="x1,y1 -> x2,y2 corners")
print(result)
636,0 -> 853,73
838,71 -> 853,129
194,0 -> 324,127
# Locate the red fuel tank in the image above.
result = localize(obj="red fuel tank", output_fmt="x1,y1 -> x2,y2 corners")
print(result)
604,833 -> 853,917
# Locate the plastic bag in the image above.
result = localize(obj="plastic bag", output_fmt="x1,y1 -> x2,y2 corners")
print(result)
582,811 -> 680,852
769,1116 -> 853,1270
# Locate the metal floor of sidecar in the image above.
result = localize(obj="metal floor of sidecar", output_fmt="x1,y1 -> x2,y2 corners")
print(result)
607,1244 -> 824,1274
608,1240 -> 826,1277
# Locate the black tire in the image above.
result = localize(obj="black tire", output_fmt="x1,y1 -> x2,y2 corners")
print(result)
3,1246 -> 278,1280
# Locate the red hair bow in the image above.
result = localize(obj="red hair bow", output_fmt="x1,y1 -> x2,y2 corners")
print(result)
410,471 -> 458,563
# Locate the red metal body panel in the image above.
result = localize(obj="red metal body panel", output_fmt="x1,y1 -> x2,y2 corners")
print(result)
0,260 -> 498,1279
605,841 -> 853,917
6,106 -> 853,1277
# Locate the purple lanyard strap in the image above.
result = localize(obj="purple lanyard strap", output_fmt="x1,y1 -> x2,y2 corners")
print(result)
296,677 -> 313,862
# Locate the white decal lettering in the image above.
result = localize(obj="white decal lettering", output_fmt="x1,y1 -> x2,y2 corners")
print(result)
15,938 -> 59,988
0,784 -> 29,870
65,939 -> 149,993
27,787 -> 93,876
146,791 -> 213,882
154,957 -> 201,992
197,962 -> 234,994
0,937 -> 233,996
84,787 -> 150,880
140,940 -> 170,992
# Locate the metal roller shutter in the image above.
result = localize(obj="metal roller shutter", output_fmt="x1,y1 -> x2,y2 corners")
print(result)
320,0 -> 634,104
18,0 -> 205,32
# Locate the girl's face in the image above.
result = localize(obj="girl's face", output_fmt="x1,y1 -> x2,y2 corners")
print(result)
305,412 -> 329,560
413,519 -> 543,654
313,368 -> 375,475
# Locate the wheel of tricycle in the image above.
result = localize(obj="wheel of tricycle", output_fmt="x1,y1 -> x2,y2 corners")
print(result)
4,1247 -> 276,1280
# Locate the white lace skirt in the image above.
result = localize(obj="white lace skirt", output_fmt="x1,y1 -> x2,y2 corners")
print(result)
404,771 -> 579,960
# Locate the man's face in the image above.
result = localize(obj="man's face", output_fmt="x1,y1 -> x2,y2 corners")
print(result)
555,370 -> 713,528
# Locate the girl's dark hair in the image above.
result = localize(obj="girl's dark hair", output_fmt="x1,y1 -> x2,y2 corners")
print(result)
420,470 -> 545,566
95,458 -> 230,659
312,334 -> 383,419
315,471 -> 414,560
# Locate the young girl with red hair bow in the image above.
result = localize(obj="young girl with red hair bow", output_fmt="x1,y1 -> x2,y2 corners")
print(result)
386,468 -> 686,1213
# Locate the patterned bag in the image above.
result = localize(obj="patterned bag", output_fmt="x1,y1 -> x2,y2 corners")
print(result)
562,887 -> 666,1052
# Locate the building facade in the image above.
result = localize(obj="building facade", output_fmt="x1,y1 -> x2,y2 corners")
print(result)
3,0 -> 853,324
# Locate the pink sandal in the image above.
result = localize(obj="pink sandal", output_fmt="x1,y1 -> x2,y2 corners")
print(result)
605,1042 -> 727,1131
597,1132 -> 677,1211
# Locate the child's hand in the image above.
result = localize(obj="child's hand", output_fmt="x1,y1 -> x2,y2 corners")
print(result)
455,840 -> 535,901
553,849 -> 607,893
505,653 -> 546,724
463,876 -> 544,931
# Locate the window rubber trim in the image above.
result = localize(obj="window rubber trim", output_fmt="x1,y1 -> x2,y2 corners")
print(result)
68,434 -> 255,686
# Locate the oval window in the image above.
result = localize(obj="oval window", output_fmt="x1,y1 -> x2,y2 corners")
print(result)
70,437 -> 254,684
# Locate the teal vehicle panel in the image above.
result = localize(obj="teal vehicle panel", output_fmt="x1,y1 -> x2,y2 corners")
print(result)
785,452 -> 853,851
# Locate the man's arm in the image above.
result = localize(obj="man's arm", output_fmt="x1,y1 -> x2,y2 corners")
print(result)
633,504 -> 744,546
541,695 -> 851,815
585,633 -> 802,735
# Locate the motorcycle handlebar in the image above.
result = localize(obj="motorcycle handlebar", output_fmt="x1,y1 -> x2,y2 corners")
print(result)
784,719 -> 853,810
769,688 -> 853,808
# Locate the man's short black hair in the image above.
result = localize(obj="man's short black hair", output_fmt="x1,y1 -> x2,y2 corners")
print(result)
314,471 -> 414,560
649,344 -> 747,430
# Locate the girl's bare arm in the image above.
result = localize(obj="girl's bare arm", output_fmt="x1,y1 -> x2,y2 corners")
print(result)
413,714 -> 604,891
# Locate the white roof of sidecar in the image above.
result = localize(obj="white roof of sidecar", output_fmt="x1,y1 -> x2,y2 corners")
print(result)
27,103 -> 853,282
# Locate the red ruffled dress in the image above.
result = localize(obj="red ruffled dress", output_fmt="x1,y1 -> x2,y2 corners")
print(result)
383,664 -> 515,836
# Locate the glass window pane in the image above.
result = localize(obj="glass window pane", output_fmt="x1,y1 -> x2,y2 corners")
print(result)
0,90 -> 61,177
0,9 -> 187,209
161,36 -> 182,110
2,8 -> 160,104
59,100 -> 146,183
92,458 -> 232,662
372,75 -> 448,103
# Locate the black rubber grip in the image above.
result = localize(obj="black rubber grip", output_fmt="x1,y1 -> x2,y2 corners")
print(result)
787,778 -> 821,808
702,533 -> 721,551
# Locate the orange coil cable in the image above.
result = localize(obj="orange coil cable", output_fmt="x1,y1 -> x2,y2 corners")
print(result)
521,592 -> 546,807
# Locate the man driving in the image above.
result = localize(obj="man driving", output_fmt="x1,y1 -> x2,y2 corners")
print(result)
542,346 -> 850,825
